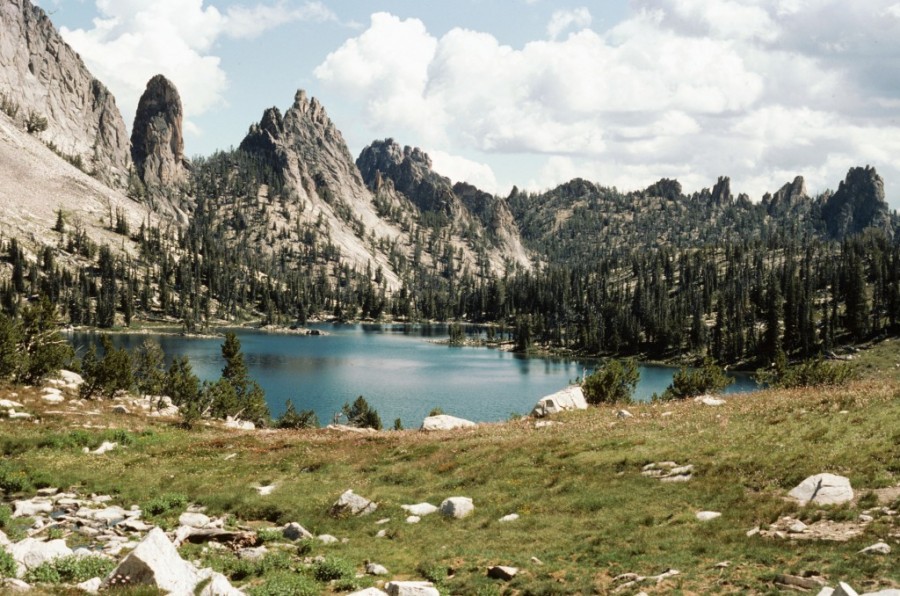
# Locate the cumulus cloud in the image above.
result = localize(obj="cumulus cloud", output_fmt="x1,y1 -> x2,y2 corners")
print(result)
546,7 -> 592,40
59,0 -> 335,130
428,150 -> 501,194
315,3 -> 900,203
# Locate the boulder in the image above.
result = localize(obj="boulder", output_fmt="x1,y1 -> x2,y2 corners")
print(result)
178,512 -> 211,529
76,577 -> 102,594
0,399 -> 24,409
421,415 -> 476,431
400,503 -> 438,517
195,569 -> 244,596
487,566 -> 518,581
58,370 -> 84,387
41,387 -> 64,403
283,522 -> 313,540
616,409 -> 634,419
349,589 -> 389,596
858,542 -> 891,555
331,490 -> 377,517
255,484 -> 276,496
111,405 -> 129,414
318,534 -> 338,544
2,578 -> 31,592
84,442 -> 118,455
0,530 -> 9,546
788,474 -> 853,506
405,516 -> 421,524
696,511 -> 722,522
366,561 -> 389,575
499,513 -> 519,522
224,417 -> 255,430
12,499 -> 53,518
531,385 -> 587,417
440,497 -> 474,519
695,395 -> 726,406
834,583 -> 859,596
9,538 -> 72,576
385,581 -> 440,596
101,527 -> 199,593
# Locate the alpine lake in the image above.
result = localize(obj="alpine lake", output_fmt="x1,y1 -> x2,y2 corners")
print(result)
69,323 -> 758,427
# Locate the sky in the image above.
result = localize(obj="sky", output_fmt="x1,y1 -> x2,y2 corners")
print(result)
36,0 -> 900,206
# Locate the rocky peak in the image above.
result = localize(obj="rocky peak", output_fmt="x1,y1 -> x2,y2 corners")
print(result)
0,0 -> 131,186
357,139 -> 455,217
763,176 -> 808,216
238,107 -> 286,170
131,75 -> 189,193
822,166 -> 891,238
710,176 -> 732,206
645,178 -> 682,200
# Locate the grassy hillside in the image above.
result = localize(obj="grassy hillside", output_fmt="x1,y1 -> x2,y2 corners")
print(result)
1,368 -> 898,594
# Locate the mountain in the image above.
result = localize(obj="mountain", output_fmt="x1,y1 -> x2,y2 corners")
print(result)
0,0 -> 131,187
821,166 -> 892,239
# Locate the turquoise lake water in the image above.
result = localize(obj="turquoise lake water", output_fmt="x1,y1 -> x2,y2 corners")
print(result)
71,323 -> 757,427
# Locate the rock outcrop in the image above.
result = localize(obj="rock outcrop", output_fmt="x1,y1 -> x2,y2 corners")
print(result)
357,139 -> 457,217
531,385 -> 588,417
131,75 -> 189,193
821,166 -> 892,239
788,473 -> 854,506
763,176 -> 809,217
0,0 -> 131,186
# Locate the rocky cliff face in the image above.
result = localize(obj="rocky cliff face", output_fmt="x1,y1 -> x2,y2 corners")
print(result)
763,176 -> 809,217
131,75 -> 189,192
357,140 -> 457,217
0,0 -> 131,187
821,166 -> 892,239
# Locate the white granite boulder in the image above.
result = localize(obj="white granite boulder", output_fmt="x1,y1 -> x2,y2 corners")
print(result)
531,385 -> 587,417
421,415 -> 476,431
440,497 -> 474,519
385,581 -> 440,596
9,538 -> 72,577
331,489 -> 377,517
788,474 -> 853,506
400,503 -> 438,517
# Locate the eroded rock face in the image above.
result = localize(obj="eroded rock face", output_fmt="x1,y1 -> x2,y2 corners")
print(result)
763,176 -> 808,216
0,0 -> 131,186
821,166 -> 891,239
131,75 -> 189,192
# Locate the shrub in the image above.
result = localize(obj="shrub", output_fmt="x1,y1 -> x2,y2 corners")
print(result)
0,504 -> 11,528
276,400 -> 319,429
342,396 -> 382,430
25,111 -> 48,134
755,357 -> 855,389
80,335 -> 133,399
0,462 -> 33,493
246,572 -> 319,596
582,359 -> 640,405
0,547 -> 15,578
313,555 -> 354,582
25,555 -> 115,584
143,493 -> 188,517
662,358 -> 733,400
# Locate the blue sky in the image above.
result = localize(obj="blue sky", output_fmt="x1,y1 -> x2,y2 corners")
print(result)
38,1 -> 900,205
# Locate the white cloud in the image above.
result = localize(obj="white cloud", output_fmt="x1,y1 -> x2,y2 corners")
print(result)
316,3 -> 900,204
428,150 -> 500,193
59,0 -> 334,131
546,7 -> 592,40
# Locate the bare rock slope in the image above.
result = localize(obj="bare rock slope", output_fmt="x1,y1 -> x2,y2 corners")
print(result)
0,0 -> 131,187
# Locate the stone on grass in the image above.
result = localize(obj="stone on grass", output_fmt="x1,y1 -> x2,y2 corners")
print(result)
13,499 -> 53,518
9,538 -> 72,577
111,405 -> 129,414
385,581 -> 440,596
58,370 -> 84,387
696,511 -> 721,522
421,414 -> 476,431
440,497 -> 474,519
0,399 -> 23,408
401,503 -> 438,517
101,527 -> 239,594
499,513 -> 519,523
815,588 -> 834,596
237,546 -> 268,561
283,522 -> 313,540
255,484 -> 276,496
224,417 -> 255,430
405,516 -> 421,524
695,395 -> 726,406
178,512 -> 211,528
858,542 -> 891,555
77,577 -> 102,594
41,387 -> 64,403
531,385 -> 587,417
84,441 -> 118,455
349,589 -> 389,596
616,409 -> 633,419
366,562 -> 389,576
2,578 -> 31,592
318,534 -> 338,544
788,474 -> 853,506
834,582 -> 859,596
487,565 -> 518,581
788,520 -> 808,533
331,489 -> 377,517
